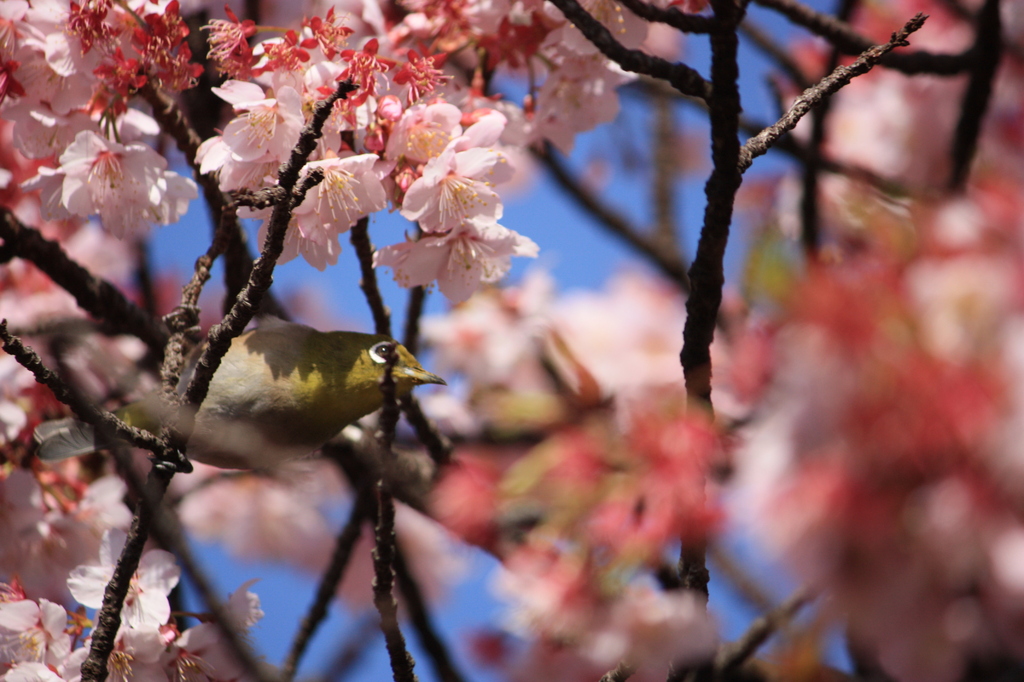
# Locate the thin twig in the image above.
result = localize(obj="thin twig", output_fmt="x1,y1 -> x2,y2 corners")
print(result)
544,0 -> 712,100
533,144 -> 690,292
948,0 -> 1002,189
799,0 -> 859,258
394,546 -> 467,682
713,588 -> 812,672
707,544 -> 775,614
282,486 -> 374,681
615,0 -> 716,33
372,347 -> 419,682
350,217 -> 392,338
0,322 -> 170,458
598,660 -> 637,682
402,286 -> 427,357
399,396 -> 453,467
0,209 -> 168,353
138,83 -> 289,320
651,86 -> 681,257
738,14 -> 929,173
752,0 -> 969,74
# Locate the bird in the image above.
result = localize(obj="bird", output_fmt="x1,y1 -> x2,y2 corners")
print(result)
33,320 -> 446,469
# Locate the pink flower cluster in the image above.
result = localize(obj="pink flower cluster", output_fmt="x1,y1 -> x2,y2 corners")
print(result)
0,464 -> 264,682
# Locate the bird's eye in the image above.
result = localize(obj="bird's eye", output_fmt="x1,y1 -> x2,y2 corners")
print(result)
369,341 -> 396,364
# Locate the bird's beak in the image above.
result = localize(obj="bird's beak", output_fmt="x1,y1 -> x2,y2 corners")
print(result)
399,366 -> 447,386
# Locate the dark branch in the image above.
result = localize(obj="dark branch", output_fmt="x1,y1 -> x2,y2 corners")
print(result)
615,0 -> 716,33
350,217 -> 392,338
282,486 -> 373,681
0,209 -> 168,353
752,0 -> 969,74
0,322 -> 169,458
402,286 -> 427,357
399,396 -> 453,467
394,546 -> 468,682
544,0 -> 712,100
372,347 -> 419,682
799,0 -> 860,258
738,14 -> 929,173
713,588 -> 812,672
948,0 -> 1002,189
534,144 -> 690,292
598,660 -> 637,682
138,83 -> 289,321
677,0 -> 745,598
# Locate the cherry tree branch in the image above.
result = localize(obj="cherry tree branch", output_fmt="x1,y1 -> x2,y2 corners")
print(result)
738,14 -> 928,173
394,547 -> 468,682
713,588 -> 812,673
615,0 -> 716,33
0,209 -> 168,352
282,486 -> 374,681
752,0 -> 969,74
948,0 -> 1002,189
534,144 -> 691,292
350,217 -> 393,338
799,0 -> 859,258
179,81 -> 357,414
544,0 -> 712,100
138,83 -> 289,319
373,348 -> 419,682
677,0 -> 745,599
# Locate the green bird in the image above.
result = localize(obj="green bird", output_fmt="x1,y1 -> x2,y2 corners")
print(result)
33,320 -> 446,469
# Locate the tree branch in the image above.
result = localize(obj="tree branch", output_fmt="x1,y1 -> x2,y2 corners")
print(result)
752,0 -> 969,74
282,486 -> 374,681
350,217 -> 392,338
534,144 -> 690,292
372,348 -> 419,682
677,0 -> 746,599
615,0 -> 716,33
713,588 -> 812,672
738,14 -> 928,173
948,0 -> 1002,189
394,546 -> 468,682
544,0 -> 712,100
0,209 -> 168,353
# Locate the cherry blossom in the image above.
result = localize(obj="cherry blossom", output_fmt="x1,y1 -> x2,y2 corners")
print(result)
375,219 -> 538,303
0,598 -> 71,667
67,530 -> 180,629
55,131 -> 197,238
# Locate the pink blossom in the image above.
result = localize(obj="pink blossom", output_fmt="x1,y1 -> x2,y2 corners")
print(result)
213,82 -> 304,163
4,662 -> 66,682
375,220 -> 538,304
399,114 -> 514,232
67,530 -> 180,629
0,598 -> 71,667
57,131 -> 197,238
385,102 -> 463,165
286,154 -> 389,269
533,55 -> 632,153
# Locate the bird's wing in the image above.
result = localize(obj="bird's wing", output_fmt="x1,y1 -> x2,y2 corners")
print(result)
34,417 -> 102,461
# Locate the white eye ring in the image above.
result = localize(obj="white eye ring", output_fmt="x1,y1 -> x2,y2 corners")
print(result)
369,341 -> 396,364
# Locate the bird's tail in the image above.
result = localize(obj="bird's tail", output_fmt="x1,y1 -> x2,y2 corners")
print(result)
34,418 -> 108,461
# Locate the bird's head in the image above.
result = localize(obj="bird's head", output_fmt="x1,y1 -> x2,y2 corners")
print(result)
354,336 -> 446,392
